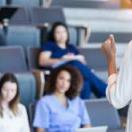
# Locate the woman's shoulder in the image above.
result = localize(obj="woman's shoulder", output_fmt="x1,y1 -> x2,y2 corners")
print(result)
34,95 -> 54,110
70,96 -> 83,103
43,41 -> 56,47
38,95 -> 53,104
17,103 -> 27,112
17,103 -> 28,116
18,103 -> 26,109
41,41 -> 57,51
69,97 -> 85,109
67,43 -> 76,48
67,44 -> 78,52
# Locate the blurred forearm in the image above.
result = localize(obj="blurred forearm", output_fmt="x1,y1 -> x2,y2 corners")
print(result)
107,57 -> 117,76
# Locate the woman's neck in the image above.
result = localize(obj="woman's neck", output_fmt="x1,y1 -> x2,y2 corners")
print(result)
54,92 -> 68,108
57,42 -> 67,49
54,91 -> 66,99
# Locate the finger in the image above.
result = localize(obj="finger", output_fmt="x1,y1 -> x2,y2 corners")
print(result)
101,36 -> 112,50
109,34 -> 116,51
106,35 -> 112,45
109,34 -> 115,43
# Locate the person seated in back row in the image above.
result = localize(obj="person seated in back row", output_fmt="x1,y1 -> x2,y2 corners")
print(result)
39,22 -> 107,99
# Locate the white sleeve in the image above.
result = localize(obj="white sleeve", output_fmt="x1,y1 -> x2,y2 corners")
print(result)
20,105 -> 30,132
106,41 -> 132,109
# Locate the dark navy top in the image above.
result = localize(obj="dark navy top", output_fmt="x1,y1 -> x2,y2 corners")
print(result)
41,41 -> 79,58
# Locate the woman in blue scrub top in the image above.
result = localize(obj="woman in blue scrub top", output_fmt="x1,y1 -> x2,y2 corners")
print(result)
39,22 -> 107,99
33,66 -> 91,132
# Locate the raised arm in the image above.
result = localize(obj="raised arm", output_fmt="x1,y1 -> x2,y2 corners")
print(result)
101,34 -> 117,76
39,50 -> 84,67
101,35 -> 132,109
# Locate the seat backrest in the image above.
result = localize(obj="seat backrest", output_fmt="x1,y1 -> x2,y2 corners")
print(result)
28,101 -> 36,129
78,47 -> 107,70
10,0 -> 40,7
30,7 -> 66,25
68,26 -> 78,45
6,26 -> 40,48
26,47 -> 41,70
89,32 -> 132,43
0,0 -> 6,5
15,73 -> 36,107
85,98 -> 121,129
0,28 -> 6,46
51,0 -> 120,9
0,46 -> 28,73
10,7 -> 30,25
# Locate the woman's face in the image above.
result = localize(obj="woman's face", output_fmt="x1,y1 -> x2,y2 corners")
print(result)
55,70 -> 71,94
1,81 -> 17,103
54,25 -> 68,44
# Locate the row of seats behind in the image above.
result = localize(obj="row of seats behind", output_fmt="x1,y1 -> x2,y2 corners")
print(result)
51,0 -> 120,9
0,0 -> 41,6
64,8 -> 132,46
0,46 -> 108,106
0,24 -> 131,49
0,46 -> 108,73
0,46 -> 44,108
0,0 -> 121,9
0,25 -> 86,48
0,44 -> 125,107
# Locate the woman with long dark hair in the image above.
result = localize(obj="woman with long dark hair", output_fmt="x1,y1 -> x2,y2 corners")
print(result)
39,22 -> 107,99
0,73 -> 30,132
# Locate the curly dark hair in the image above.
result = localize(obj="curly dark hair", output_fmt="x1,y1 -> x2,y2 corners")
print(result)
45,66 -> 83,100
48,22 -> 70,44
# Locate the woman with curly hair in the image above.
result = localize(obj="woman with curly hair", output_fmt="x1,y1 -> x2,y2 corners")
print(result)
33,66 -> 91,132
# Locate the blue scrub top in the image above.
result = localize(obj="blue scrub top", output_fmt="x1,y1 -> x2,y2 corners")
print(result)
41,41 -> 80,58
33,95 -> 91,132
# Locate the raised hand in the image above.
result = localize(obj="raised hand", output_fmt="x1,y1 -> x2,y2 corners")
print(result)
101,34 -> 116,60
101,34 -> 117,75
